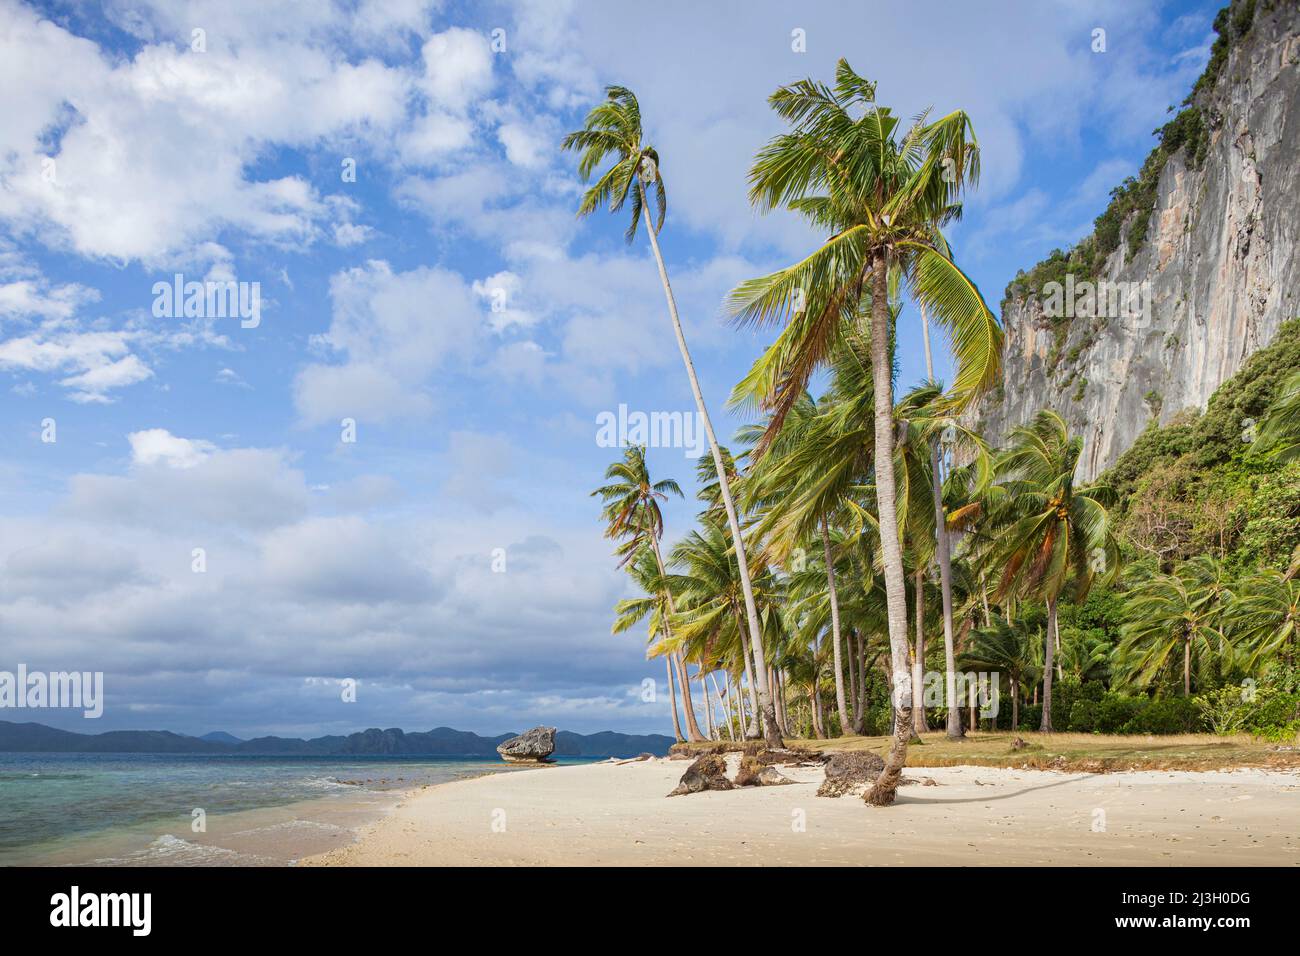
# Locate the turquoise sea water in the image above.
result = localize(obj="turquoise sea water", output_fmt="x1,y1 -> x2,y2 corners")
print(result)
0,752 -> 593,866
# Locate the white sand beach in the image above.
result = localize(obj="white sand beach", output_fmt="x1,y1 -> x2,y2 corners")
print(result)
303,758 -> 1300,866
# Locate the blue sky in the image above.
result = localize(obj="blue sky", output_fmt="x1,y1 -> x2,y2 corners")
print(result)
0,0 -> 1217,737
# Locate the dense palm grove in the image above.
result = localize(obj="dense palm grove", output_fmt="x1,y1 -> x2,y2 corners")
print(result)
570,60 -> 1300,806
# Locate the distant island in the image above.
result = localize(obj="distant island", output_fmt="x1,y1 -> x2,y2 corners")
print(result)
0,721 -> 674,758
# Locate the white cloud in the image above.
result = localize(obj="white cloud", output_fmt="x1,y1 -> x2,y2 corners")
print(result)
294,260 -> 480,425
333,222 -> 376,247
0,327 -> 152,403
128,428 -> 216,469
498,121 -> 549,169
472,270 -> 535,331
418,27 -> 493,112
0,279 -> 99,322
0,1 -> 412,264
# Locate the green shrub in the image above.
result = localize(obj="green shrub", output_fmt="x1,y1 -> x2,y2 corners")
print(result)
1068,700 -> 1099,733
1129,697 -> 1202,734
1021,703 -> 1042,729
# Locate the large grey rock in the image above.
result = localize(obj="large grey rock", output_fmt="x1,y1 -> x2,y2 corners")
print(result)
496,726 -> 556,763
967,0 -> 1300,481
816,751 -> 886,798
668,754 -> 733,796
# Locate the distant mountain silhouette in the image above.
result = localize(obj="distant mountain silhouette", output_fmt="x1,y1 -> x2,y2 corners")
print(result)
198,731 -> 244,744
0,721 -> 674,758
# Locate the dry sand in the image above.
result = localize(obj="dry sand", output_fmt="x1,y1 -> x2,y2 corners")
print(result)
301,757 -> 1300,866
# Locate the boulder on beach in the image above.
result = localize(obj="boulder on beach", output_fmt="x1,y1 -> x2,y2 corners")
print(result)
496,726 -> 556,763
734,754 -> 763,787
668,754 -> 733,796
816,751 -> 886,797
735,753 -> 801,787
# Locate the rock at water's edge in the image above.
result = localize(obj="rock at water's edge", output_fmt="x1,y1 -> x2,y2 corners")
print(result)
496,726 -> 556,763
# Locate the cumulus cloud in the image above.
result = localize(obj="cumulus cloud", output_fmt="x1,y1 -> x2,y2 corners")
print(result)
128,428 -> 216,468
0,327 -> 153,403
294,260 -> 480,425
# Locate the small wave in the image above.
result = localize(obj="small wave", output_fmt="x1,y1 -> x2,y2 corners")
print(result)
85,834 -> 276,868
227,819 -> 347,838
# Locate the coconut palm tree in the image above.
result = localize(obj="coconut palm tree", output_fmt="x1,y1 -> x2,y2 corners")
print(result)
1253,369 -> 1300,462
1115,556 -> 1231,696
592,445 -> 707,740
1057,628 -> 1111,685
667,519 -> 787,739
565,87 -> 782,747
1112,554 -> 1232,697
988,410 -> 1119,729
727,60 -> 999,803
611,544 -> 685,741
740,390 -> 858,735
960,614 -> 1037,731
1228,569 -> 1300,668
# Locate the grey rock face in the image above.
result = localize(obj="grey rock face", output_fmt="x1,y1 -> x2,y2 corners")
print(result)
971,2 -> 1300,480
496,726 -> 556,762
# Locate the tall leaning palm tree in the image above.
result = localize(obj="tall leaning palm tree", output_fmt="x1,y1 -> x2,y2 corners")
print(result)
592,445 -> 707,741
989,410 -> 1119,730
727,60 -> 1000,804
565,87 -> 782,747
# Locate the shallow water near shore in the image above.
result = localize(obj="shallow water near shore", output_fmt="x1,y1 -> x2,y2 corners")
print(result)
0,752 -> 594,866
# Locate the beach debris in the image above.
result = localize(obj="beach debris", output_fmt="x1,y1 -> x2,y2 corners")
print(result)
615,753 -> 655,765
734,754 -> 763,786
816,751 -> 886,797
668,754 -> 734,796
755,748 -> 826,767
756,767 -> 795,786
735,753 -> 802,786
496,726 -> 557,763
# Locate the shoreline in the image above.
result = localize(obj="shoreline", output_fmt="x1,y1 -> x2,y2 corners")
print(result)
302,758 -> 1300,866
0,756 -> 547,867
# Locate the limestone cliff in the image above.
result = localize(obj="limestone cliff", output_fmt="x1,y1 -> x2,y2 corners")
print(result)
971,0 -> 1300,481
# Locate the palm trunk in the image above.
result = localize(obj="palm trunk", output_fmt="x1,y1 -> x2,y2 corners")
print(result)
1011,669 -> 1019,731
646,534 -> 707,741
709,672 -> 733,740
866,252 -> 913,807
933,445 -> 963,738
846,627 -> 858,727
674,655 -> 707,741
778,669 -> 791,737
821,519 -> 851,735
811,677 -> 826,739
665,657 -> 684,743
1054,615 -> 1063,682
912,568 -> 929,736
702,668 -> 716,738
856,633 -> 869,730
725,674 -> 741,739
735,609 -> 761,739
1040,597 -> 1058,732
1184,632 -> 1192,697
640,191 -> 782,749
921,304 -> 963,739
